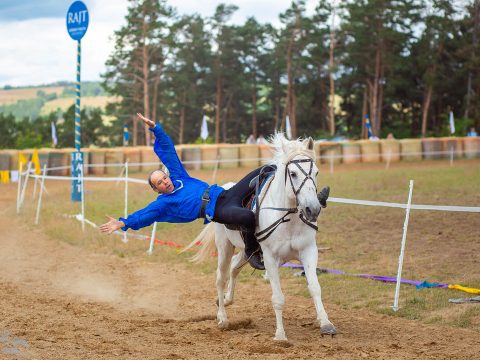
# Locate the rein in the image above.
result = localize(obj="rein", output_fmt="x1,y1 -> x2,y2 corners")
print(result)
255,157 -> 318,242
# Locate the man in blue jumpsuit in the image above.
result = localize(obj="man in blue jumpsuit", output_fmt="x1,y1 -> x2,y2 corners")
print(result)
100,113 -> 266,269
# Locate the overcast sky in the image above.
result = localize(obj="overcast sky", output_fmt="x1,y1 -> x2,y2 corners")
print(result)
0,0 -> 318,88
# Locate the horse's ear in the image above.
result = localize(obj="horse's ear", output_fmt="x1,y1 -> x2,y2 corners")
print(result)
304,137 -> 314,151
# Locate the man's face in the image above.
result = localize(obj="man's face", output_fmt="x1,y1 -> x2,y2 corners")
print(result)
150,170 -> 174,194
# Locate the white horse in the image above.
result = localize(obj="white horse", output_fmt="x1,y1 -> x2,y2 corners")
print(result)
183,134 -> 336,341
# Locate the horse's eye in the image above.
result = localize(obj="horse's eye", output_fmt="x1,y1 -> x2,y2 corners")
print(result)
290,172 -> 297,178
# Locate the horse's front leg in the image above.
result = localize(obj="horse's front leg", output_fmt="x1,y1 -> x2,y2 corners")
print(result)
215,230 -> 234,329
263,251 -> 287,341
299,244 -> 336,336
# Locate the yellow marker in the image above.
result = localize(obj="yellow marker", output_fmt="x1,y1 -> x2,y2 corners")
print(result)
32,149 -> 41,175
18,152 -> 28,170
0,170 -> 10,184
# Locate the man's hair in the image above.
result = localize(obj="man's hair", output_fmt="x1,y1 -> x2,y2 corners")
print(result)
147,169 -> 165,191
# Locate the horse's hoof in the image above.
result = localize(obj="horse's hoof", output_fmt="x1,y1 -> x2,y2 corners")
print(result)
273,331 -> 287,341
320,323 -> 337,336
218,320 -> 229,330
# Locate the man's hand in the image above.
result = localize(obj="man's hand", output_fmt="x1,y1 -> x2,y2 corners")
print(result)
137,113 -> 155,128
99,216 -> 125,235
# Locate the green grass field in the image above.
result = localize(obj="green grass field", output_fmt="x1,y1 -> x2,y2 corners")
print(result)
11,159 -> 480,331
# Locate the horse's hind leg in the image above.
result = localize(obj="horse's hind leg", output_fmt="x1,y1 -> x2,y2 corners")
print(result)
215,227 -> 234,329
224,249 -> 247,306
299,244 -> 336,336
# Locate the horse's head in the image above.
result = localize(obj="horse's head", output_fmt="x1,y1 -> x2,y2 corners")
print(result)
271,134 -> 321,222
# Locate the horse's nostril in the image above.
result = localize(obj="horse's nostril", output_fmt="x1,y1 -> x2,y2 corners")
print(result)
306,207 -> 312,216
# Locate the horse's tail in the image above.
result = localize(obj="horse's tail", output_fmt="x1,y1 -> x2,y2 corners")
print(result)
180,222 -> 216,263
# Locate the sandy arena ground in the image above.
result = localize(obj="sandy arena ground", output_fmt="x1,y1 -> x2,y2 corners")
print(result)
1,188 -> 480,359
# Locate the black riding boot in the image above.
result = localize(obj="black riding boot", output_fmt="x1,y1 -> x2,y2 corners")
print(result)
241,231 -> 265,270
317,186 -> 330,208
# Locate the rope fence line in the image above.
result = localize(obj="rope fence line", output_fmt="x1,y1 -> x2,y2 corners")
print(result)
22,172 -> 480,213
329,197 -> 480,213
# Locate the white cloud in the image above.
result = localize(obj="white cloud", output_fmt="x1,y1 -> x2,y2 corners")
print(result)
0,0 -> 316,87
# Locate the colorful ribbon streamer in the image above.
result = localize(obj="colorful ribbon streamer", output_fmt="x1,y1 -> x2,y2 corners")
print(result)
283,263 -> 479,295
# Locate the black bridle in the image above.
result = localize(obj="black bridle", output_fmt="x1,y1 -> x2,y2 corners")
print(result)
256,157 -> 318,242
285,158 -> 317,204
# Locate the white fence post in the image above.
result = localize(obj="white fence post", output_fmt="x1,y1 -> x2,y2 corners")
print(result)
148,222 -> 158,255
81,159 -> 85,231
35,165 -> 47,225
16,162 -> 23,214
19,162 -> 32,212
449,144 -> 454,167
123,161 -> 128,243
32,176 -> 38,201
392,180 -> 414,312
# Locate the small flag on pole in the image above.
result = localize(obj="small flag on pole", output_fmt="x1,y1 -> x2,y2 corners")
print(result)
32,149 -> 41,175
123,123 -> 129,146
365,114 -> 373,139
285,115 -> 292,139
0,170 -> 10,184
18,153 -> 28,171
200,115 -> 209,141
449,111 -> 455,134
51,121 -> 58,146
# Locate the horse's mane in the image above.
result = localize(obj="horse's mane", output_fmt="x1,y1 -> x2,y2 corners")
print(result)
268,132 -> 316,164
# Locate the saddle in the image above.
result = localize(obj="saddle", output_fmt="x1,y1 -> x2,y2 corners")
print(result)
224,164 -> 277,231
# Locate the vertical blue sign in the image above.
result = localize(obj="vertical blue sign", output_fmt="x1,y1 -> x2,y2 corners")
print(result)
67,2 -> 88,202
71,151 -> 84,202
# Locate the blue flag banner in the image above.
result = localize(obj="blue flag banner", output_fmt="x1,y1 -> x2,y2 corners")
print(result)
123,123 -> 129,146
71,151 -> 84,202
365,115 -> 373,138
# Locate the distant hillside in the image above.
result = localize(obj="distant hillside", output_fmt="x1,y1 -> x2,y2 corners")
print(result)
0,86 -> 64,105
0,82 -> 118,120
40,96 -> 119,115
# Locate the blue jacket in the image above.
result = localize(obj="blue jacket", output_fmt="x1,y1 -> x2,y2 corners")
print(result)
120,124 -> 224,231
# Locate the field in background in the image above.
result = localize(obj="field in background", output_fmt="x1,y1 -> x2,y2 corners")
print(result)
0,86 -> 64,105
40,96 -> 119,114
7,159 -> 480,331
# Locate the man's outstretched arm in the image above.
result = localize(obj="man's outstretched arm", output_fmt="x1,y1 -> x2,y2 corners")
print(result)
137,113 -> 188,179
99,196 -> 166,234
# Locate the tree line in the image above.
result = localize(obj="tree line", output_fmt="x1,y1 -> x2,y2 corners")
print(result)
102,0 -> 480,145
1,0 -> 479,149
